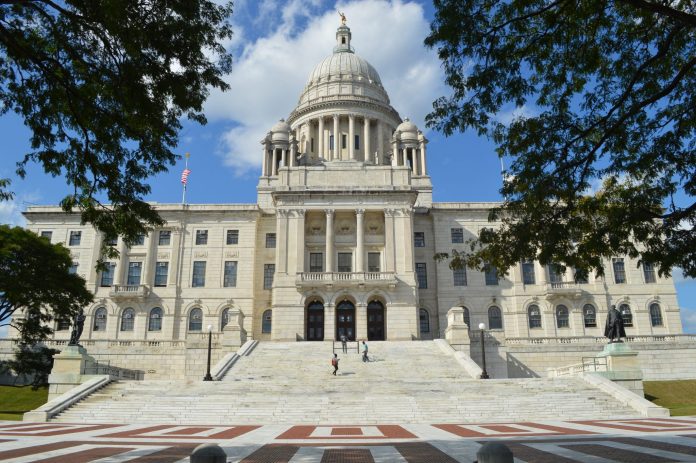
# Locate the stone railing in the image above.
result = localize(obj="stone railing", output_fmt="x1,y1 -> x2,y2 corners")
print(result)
545,281 -> 583,298
0,336 -> 223,351
507,334 -> 696,346
548,356 -> 607,377
296,272 -> 397,288
109,284 -> 149,298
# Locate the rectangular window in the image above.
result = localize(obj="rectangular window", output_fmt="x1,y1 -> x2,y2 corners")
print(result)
548,264 -> 564,284
158,230 -> 171,246
192,261 -> 206,287
105,236 -> 118,246
223,261 -> 238,287
329,135 -> 334,150
416,263 -> 427,289
451,228 -> 463,243
69,262 -> 78,275
414,232 -> 425,247
368,252 -> 381,272
309,253 -> 323,273
40,231 -> 52,241
226,229 -> 239,245
69,231 -> 82,246
484,264 -> 499,286
613,258 -> 626,284
522,261 -> 535,285
100,263 -> 116,287
265,233 -> 276,248
355,135 -> 360,150
453,267 -> 467,286
263,264 -> 275,289
195,230 -> 208,245
154,262 -> 169,287
341,134 -> 347,149
133,234 -> 145,246
338,252 -> 352,272
311,138 -> 314,152
574,269 -> 589,284
643,262 -> 656,283
127,262 -> 142,285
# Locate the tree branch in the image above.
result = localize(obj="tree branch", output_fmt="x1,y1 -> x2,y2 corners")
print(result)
615,0 -> 696,29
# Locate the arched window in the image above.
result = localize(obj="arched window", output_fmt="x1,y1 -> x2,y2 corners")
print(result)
583,304 -> 597,327
148,307 -> 163,332
221,308 -> 230,330
556,305 -> 569,328
528,304 -> 542,329
120,308 -> 135,331
619,303 -> 633,327
419,309 -> 430,333
188,308 -> 203,331
93,307 -> 107,331
462,307 -> 471,329
649,303 -> 663,327
262,309 -> 272,333
488,306 -> 502,329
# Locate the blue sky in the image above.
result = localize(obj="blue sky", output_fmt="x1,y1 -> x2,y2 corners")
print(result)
0,0 -> 694,333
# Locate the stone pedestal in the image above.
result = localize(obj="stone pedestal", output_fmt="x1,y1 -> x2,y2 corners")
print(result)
445,307 -> 471,352
596,342 -> 644,396
222,309 -> 247,349
47,345 -> 95,401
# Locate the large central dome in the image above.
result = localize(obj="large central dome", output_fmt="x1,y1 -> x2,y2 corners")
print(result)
290,24 -> 394,118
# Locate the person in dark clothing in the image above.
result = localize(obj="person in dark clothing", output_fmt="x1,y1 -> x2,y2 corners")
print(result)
331,353 -> 339,375
340,334 -> 348,353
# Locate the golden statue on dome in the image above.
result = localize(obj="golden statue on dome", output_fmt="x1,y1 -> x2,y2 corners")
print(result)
338,11 -> 347,25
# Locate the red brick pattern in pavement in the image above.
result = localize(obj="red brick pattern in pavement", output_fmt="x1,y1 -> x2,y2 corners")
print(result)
331,427 -> 363,436
613,436 -> 696,456
240,444 -> 300,462
31,446 -> 134,463
394,442 -> 461,463
123,443 -> 200,463
575,419 -> 696,433
562,443 -> 675,463
434,421 -> 594,438
278,425 -> 416,439
505,442 -> 581,463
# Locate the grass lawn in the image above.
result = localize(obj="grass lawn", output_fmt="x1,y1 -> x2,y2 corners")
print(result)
0,385 -> 49,421
644,380 -> 696,416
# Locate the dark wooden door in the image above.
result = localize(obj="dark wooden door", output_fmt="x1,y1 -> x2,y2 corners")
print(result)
306,302 -> 324,341
335,300 -> 356,341
367,301 -> 385,341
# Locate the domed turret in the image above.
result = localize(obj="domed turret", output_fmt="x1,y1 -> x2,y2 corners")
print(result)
270,119 -> 291,143
396,118 -> 419,141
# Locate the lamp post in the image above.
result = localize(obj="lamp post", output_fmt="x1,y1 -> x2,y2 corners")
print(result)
203,324 -> 213,381
478,322 -> 490,379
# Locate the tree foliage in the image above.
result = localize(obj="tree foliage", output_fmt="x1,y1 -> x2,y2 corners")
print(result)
0,0 -> 233,257
0,225 -> 93,342
426,0 -> 696,277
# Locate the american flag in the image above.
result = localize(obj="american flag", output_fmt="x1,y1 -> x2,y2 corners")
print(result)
181,168 -> 191,185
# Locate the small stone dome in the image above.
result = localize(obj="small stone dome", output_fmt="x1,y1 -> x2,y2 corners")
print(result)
396,118 -> 418,141
270,119 -> 290,143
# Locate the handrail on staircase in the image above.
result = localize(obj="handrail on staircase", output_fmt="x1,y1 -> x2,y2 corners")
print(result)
332,340 -> 360,354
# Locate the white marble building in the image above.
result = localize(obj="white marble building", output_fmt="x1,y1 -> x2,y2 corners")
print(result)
14,24 -> 689,379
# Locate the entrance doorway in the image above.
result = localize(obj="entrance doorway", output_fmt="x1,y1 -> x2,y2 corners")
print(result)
306,301 -> 324,341
335,300 -> 356,341
367,300 -> 385,341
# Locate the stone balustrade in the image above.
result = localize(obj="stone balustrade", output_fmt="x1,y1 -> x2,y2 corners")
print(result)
296,271 -> 397,288
108,284 -> 149,299
506,334 -> 696,345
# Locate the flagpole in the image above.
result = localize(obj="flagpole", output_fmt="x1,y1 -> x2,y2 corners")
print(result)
182,152 -> 190,205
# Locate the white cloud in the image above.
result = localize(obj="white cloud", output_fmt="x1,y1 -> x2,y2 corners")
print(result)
495,104 -> 537,126
0,198 -> 26,226
682,307 -> 696,334
206,0 -> 445,175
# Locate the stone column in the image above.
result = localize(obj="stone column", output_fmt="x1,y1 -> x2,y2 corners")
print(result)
276,210 -> 289,274
318,117 -> 324,159
325,210 -> 335,272
332,114 -> 339,160
290,139 -> 296,167
384,209 -> 395,272
377,121 -> 384,164
295,210 -> 305,273
391,140 -> 399,166
271,148 -> 278,176
142,231 -> 157,286
261,146 -> 268,176
168,227 -> 182,286
400,209 -> 415,274
356,302 -> 367,341
324,302 -> 335,342
356,209 -> 365,273
419,140 -> 427,175
86,231 -> 103,289
281,148 -> 287,167
348,114 -> 355,160
115,239 -> 128,286
364,117 -> 371,163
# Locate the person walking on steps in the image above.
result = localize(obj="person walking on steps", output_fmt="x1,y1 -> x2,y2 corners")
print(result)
331,353 -> 339,375
361,340 -> 369,362
340,334 -> 348,353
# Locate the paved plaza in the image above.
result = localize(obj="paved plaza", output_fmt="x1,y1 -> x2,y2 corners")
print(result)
1,417 -> 696,462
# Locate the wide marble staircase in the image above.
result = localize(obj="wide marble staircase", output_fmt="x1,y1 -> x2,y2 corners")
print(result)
51,341 -> 641,424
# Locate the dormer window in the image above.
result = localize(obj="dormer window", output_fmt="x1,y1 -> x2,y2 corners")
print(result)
342,37 -> 346,44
